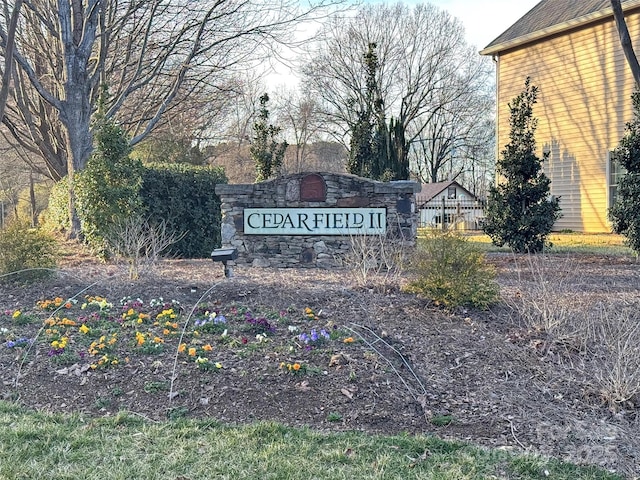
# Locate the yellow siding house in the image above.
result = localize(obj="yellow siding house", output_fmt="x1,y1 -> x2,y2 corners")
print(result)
481,0 -> 640,232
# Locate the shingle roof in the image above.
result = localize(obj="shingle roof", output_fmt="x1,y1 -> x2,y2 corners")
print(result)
415,181 -> 478,204
482,0 -> 637,53
416,181 -> 454,203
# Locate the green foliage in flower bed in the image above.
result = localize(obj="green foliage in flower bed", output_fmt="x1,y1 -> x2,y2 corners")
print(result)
1,295 -> 351,375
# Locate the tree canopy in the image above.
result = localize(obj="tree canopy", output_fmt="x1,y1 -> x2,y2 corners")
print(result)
301,2 -> 493,183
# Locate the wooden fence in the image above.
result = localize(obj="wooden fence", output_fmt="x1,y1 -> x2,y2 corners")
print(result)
418,198 -> 485,230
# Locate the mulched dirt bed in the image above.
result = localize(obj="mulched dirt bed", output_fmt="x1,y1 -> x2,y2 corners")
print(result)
1,251 -> 639,477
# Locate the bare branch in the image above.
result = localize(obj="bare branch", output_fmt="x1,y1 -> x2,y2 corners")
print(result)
611,0 -> 640,88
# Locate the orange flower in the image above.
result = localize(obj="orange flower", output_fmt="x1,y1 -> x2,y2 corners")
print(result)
202,344 -> 213,352
343,337 -> 354,344
188,347 -> 197,357
292,363 -> 301,371
178,343 -> 186,353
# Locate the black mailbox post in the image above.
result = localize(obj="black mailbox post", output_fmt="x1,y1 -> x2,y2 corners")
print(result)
211,248 -> 238,277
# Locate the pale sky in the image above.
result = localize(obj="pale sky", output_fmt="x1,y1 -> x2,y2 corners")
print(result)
267,0 -> 542,87
419,0 -> 541,49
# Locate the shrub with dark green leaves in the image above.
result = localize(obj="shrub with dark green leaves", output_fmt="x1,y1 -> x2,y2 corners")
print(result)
140,164 -> 227,258
405,231 -> 499,309
45,163 -> 227,259
0,222 -> 58,283
610,91 -> 640,253
483,78 -> 561,253
74,119 -> 144,257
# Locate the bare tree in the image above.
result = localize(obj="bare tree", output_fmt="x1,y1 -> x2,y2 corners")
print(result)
411,74 -> 494,184
273,87 -> 322,173
0,0 -> 21,122
204,72 -> 265,182
133,77 -> 242,165
0,0 -> 341,234
611,0 -> 640,87
300,3 -> 493,182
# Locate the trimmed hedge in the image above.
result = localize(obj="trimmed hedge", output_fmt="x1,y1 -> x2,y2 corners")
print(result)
140,164 -> 227,258
44,164 -> 227,259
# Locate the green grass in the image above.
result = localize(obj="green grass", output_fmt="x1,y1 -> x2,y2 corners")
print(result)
420,231 -> 636,256
0,401 -> 621,480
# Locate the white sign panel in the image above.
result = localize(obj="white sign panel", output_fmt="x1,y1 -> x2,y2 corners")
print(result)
244,208 -> 386,235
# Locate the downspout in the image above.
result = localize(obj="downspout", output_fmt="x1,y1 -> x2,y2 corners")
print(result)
492,54 -> 500,187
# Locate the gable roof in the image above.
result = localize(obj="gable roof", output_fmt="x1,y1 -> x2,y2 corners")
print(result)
481,0 -> 640,55
415,181 -> 477,205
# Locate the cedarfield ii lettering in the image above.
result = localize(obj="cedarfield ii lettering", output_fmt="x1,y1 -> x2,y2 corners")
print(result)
243,208 -> 386,235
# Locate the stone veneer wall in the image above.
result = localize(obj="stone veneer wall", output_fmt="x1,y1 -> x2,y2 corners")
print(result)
215,172 -> 421,268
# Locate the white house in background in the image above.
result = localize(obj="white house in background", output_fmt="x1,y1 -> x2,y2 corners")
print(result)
415,180 -> 485,230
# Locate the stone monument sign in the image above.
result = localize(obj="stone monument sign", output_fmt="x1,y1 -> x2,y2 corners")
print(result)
215,172 -> 421,268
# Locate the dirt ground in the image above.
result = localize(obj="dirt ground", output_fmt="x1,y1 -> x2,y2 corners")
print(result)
1,247 -> 639,478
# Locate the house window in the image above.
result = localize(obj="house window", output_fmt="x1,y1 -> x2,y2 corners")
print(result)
447,186 -> 456,199
608,153 -> 627,208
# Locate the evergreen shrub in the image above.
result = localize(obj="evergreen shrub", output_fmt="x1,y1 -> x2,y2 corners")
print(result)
140,164 -> 227,258
74,119 -> 143,257
0,222 -> 58,283
405,231 -> 499,309
609,91 -> 640,252
42,179 -> 71,233
482,78 -> 561,253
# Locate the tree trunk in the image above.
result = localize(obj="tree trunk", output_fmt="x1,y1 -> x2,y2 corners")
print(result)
0,0 -> 23,122
29,169 -> 36,227
66,169 -> 82,239
58,0 -> 98,238
611,0 -> 640,88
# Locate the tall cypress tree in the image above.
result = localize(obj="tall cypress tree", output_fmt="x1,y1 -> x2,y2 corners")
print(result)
347,44 -> 409,181
483,78 -> 561,253
251,93 -> 287,182
347,43 -> 378,178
